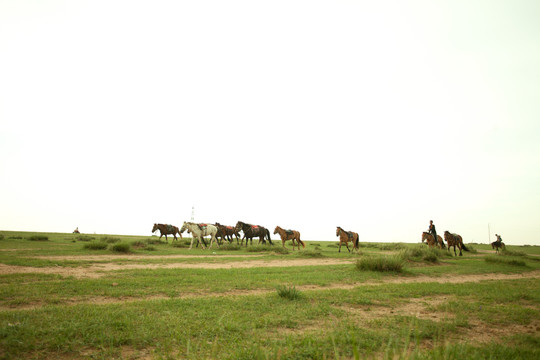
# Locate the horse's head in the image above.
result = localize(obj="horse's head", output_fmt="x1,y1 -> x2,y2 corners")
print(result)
235,221 -> 243,231
421,232 -> 429,243
336,227 -> 341,237
152,223 -> 158,233
273,226 -> 280,235
180,222 -> 188,233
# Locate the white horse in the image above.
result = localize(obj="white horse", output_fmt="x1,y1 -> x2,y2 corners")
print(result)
180,222 -> 219,250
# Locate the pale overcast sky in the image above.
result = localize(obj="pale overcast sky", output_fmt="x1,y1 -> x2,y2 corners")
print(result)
1,1 -> 539,245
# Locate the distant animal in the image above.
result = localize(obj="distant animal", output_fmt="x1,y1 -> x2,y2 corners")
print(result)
235,221 -> 272,246
214,223 -> 241,244
180,222 -> 218,249
152,223 -> 182,242
443,231 -> 469,256
73,227 -> 80,234
491,241 -> 505,254
274,226 -> 304,250
336,226 -> 359,253
421,232 -> 446,249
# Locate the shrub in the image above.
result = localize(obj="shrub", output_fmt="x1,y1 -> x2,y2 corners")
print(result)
27,235 -> 48,241
146,238 -> 168,245
356,255 -> 404,272
276,285 -> 302,300
0,235 -> 4,241
111,242 -> 131,253
84,241 -> 108,250
143,246 -> 156,251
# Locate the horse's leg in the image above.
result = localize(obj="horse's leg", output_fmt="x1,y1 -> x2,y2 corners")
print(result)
189,236 -> 195,249
165,234 -> 168,243
338,240 -> 341,253
459,244 -> 463,256
346,241 -> 351,253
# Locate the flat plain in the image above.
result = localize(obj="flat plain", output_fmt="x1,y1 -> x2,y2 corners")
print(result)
1,230 -> 539,359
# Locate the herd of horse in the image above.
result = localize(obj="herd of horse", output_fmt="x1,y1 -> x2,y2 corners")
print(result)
151,222 -> 494,256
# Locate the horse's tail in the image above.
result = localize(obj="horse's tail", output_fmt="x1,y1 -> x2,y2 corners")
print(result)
461,242 -> 469,252
355,235 -> 359,249
266,229 -> 273,245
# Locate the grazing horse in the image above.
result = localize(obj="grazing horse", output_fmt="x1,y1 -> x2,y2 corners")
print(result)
421,232 -> 446,249
443,231 -> 469,256
274,226 -> 305,250
235,221 -> 272,246
152,223 -> 182,242
215,223 -> 241,244
491,241 -> 505,254
336,227 -> 359,253
180,222 -> 218,249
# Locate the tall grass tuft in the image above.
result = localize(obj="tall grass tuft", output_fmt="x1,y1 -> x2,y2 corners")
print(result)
84,241 -> 108,250
501,248 -> 526,257
111,242 -> 131,253
485,256 -> 526,267
76,235 -> 95,242
276,285 -> 302,300
27,235 -> 48,241
356,255 -> 404,272
218,243 -> 241,251
296,249 -> 324,258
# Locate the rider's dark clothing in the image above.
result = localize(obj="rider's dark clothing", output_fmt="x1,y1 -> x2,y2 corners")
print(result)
429,223 -> 437,240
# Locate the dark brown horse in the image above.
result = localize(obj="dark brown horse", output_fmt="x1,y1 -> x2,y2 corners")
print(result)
443,231 -> 468,256
152,223 -> 182,242
235,221 -> 272,246
214,223 -> 241,244
274,226 -> 305,250
336,227 -> 359,253
491,241 -> 505,254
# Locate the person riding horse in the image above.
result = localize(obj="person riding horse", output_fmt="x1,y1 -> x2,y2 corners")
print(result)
428,220 -> 437,244
495,234 -> 503,245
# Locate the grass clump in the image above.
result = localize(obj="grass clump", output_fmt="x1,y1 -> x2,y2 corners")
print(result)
76,235 -> 95,242
100,236 -> 120,243
485,256 -> 526,267
276,285 -> 302,300
246,244 -> 278,252
27,235 -> 48,241
83,241 -> 108,250
218,243 -> 241,251
111,242 -> 131,253
501,248 -> 526,257
296,248 -> 324,258
356,255 -> 404,272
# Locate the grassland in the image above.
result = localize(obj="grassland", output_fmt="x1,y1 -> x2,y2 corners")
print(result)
1,230 -> 539,359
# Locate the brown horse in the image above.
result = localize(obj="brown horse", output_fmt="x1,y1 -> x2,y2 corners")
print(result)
491,241 -> 505,254
421,232 -> 446,249
152,223 -> 182,242
274,226 -> 305,250
443,231 -> 468,256
235,221 -> 272,246
336,227 -> 359,253
214,223 -> 241,244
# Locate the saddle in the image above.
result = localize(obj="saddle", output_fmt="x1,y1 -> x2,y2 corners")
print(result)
198,223 -> 208,231
250,225 -> 259,230
285,230 -> 294,236
347,231 -> 354,239
166,224 -> 175,233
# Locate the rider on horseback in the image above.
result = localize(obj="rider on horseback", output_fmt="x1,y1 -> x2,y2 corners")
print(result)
495,234 -> 503,245
428,220 -> 437,243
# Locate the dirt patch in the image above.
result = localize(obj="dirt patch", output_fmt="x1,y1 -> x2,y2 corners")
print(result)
0,258 -> 357,278
31,254 -> 266,261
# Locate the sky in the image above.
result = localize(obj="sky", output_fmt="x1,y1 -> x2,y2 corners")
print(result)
1,1 -> 539,245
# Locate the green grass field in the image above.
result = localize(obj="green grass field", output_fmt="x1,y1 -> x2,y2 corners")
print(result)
1,230 -> 539,359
